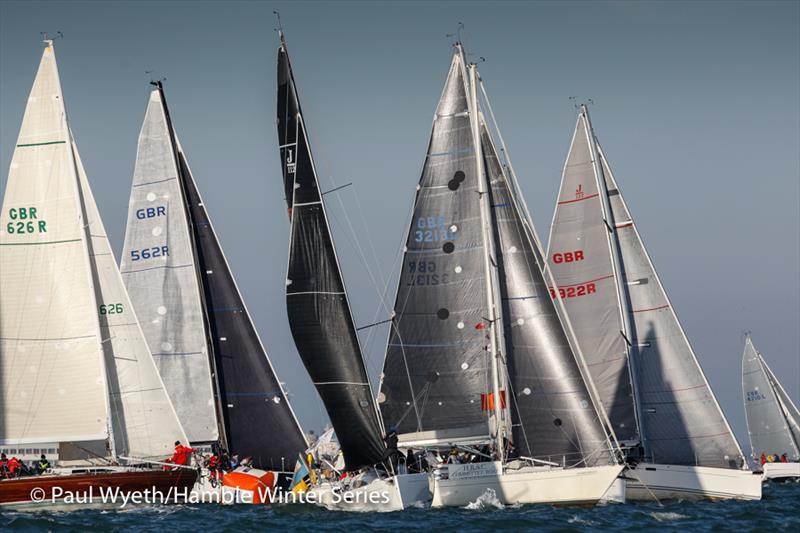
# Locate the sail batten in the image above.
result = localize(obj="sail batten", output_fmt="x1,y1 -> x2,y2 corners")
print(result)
278,35 -> 385,470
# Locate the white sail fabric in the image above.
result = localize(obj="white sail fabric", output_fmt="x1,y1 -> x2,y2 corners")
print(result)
120,90 -> 217,443
597,143 -> 743,468
73,143 -> 188,459
0,44 -> 109,446
742,337 -> 800,460
546,114 -> 638,444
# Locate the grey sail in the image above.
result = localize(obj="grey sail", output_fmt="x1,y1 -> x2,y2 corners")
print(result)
742,337 -> 800,460
120,89 -> 219,444
482,124 -> 616,465
596,139 -> 744,468
761,356 -> 800,448
550,106 -> 745,468
379,51 -> 493,445
546,112 -> 639,444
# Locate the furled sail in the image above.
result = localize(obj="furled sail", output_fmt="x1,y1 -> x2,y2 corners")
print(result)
277,34 -> 385,470
176,140 -> 307,470
482,125 -> 615,465
742,337 -> 800,460
379,51 -> 494,446
1,43 -> 109,447
121,88 -> 218,444
549,107 -> 744,468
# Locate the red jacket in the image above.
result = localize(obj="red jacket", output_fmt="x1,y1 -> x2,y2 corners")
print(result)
171,445 -> 196,466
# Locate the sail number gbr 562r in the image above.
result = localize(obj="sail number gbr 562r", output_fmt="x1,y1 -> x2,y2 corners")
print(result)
5,207 -> 47,234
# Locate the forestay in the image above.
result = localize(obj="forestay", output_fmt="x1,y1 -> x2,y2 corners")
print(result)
379,51 -> 493,445
742,337 -> 800,460
278,34 -> 385,470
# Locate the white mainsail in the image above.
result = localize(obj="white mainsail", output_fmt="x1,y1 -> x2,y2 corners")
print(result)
120,89 -> 218,444
548,106 -> 745,469
742,336 -> 800,460
1,42 -> 186,462
0,42 -> 108,446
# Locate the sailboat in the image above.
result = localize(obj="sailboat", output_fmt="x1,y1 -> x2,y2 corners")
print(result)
547,104 -> 762,500
0,41 -> 197,508
276,31 -> 431,511
742,335 -> 800,481
119,81 -> 307,498
379,44 -> 625,508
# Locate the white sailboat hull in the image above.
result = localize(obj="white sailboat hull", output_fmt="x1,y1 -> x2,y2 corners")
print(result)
308,472 -> 430,512
762,462 -> 800,481
625,463 -> 762,501
431,462 -> 624,507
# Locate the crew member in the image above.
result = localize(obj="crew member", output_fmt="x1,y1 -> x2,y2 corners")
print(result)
37,454 -> 50,474
383,426 -> 400,473
170,441 -> 196,466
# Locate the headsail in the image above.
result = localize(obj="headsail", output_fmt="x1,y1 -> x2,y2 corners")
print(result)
73,141 -> 187,460
549,106 -> 744,468
482,124 -> 615,465
742,336 -> 800,460
379,50 -> 494,446
176,139 -> 307,469
278,33 -> 385,470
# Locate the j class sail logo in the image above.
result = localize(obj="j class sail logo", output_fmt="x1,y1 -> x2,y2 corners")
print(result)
746,389 -> 767,402
5,207 -> 47,234
575,184 -> 585,199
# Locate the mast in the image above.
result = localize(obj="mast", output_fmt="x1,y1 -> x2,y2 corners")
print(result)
581,104 -> 646,457
466,54 -> 506,459
153,81 -> 228,451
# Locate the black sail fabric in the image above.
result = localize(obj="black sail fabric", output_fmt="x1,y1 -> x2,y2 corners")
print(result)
277,37 -> 385,470
482,127 -> 615,466
178,151 -> 307,471
379,51 -> 492,444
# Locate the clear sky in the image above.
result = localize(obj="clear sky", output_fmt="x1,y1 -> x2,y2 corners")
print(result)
1,0 -> 798,449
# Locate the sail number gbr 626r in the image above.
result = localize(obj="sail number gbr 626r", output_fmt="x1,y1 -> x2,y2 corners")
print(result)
5,207 -> 47,234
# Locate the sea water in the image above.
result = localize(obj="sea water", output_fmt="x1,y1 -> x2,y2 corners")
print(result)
1,481 -> 797,531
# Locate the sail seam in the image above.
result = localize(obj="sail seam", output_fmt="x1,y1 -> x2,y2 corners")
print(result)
0,238 -> 81,246
16,140 -> 65,147
557,193 -> 600,205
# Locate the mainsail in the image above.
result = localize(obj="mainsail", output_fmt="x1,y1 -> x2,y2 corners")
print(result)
122,83 -> 306,468
277,33 -> 385,470
548,105 -> 744,468
742,336 -> 800,460
379,51 -> 493,446
1,42 -> 186,461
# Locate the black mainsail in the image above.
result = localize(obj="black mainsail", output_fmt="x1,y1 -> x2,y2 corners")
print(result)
121,82 -> 306,470
277,33 -> 386,470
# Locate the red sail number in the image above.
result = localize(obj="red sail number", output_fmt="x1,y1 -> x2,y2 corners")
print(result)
549,283 -> 596,299
551,250 -> 584,264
